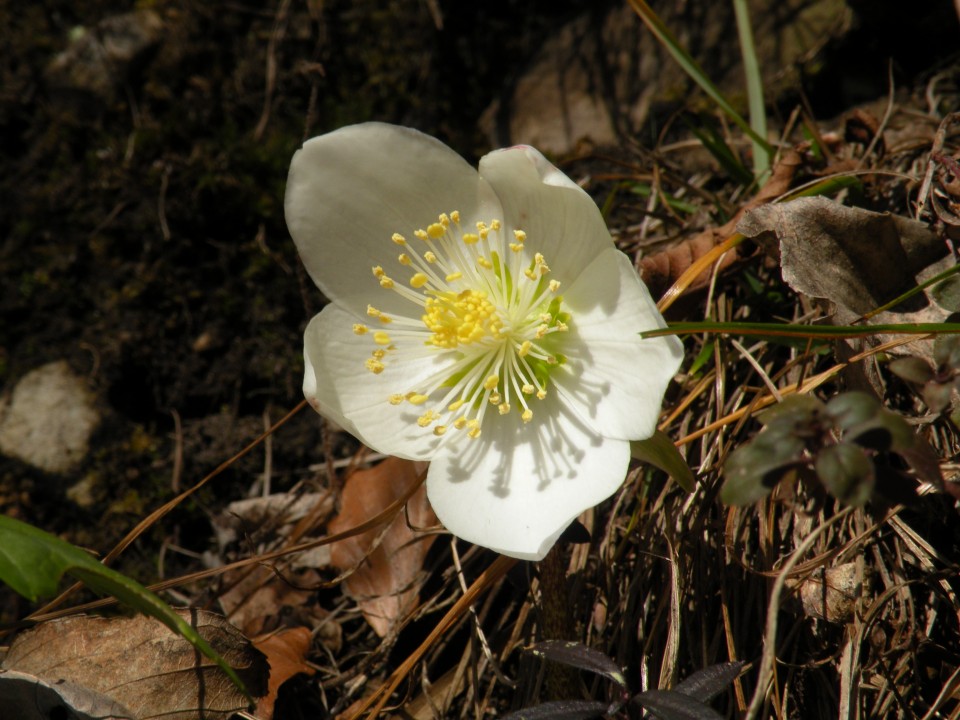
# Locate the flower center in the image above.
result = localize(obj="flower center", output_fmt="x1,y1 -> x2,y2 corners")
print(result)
353,210 -> 571,440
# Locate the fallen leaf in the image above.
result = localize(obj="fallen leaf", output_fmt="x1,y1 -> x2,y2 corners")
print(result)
328,457 -> 436,637
1,609 -> 268,720
738,196 -> 945,316
0,669 -> 133,720
253,627 -> 315,720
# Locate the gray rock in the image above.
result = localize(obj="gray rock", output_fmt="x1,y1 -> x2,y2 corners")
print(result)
481,0 -> 850,156
0,361 -> 100,474
45,9 -> 164,106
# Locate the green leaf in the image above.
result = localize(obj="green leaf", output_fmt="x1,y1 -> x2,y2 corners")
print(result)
931,274 -> 960,312
528,640 -> 627,688
0,515 -> 252,703
888,357 -> 934,385
721,431 -> 804,505
631,430 -> 696,492
825,391 -> 881,432
815,443 -> 874,506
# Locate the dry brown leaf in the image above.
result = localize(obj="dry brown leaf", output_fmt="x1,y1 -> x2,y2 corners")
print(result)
328,457 -> 436,637
253,627 -> 315,720
219,564 -> 322,637
0,668 -> 133,720
738,196 -> 945,316
1,609 -> 268,720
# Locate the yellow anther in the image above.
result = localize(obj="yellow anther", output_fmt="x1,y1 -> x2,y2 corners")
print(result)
476,221 -> 487,232
373,331 -> 391,346
372,265 -> 385,278
427,223 -> 445,238
522,409 -> 533,423
367,305 -> 381,317
453,417 -> 467,430
518,340 -> 532,357
521,384 -> 535,395
477,256 -> 493,269
448,399 -> 465,411
483,375 -> 499,390
498,402 -> 510,415
379,276 -> 395,289
389,394 -> 404,405
433,425 -> 447,436
467,420 -> 481,439
536,389 -> 547,400
414,229 -> 428,240
398,253 -> 412,265
445,271 -> 462,282
378,314 -> 392,324
462,233 -> 479,245
371,349 -> 385,359
535,324 -> 549,339
410,273 -> 429,288
489,392 -> 501,405
557,322 -> 568,332
407,393 -> 429,405
439,213 -> 450,227
549,279 -> 561,292
509,243 -> 523,252
450,210 -> 460,223
417,411 -> 437,427
424,251 -> 437,263
365,358 -> 385,374
491,219 -> 501,231
391,233 -> 407,245
513,229 -> 526,243
353,324 -> 369,335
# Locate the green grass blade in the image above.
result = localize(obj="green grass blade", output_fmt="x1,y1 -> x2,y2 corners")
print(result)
631,430 -> 696,492
641,321 -> 960,339
626,0 -> 773,158
732,0 -> 769,176
0,514 -> 252,703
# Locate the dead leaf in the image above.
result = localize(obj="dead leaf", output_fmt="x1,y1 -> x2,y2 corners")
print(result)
0,669 -> 133,720
1,609 -> 268,720
328,457 -> 436,637
253,627 -> 315,720
738,196 -> 945,316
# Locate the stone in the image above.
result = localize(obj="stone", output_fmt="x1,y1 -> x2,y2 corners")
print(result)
480,0 -> 851,156
0,361 -> 100,474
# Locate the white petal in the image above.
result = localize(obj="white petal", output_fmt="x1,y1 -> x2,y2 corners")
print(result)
303,305 -> 458,459
552,248 -> 683,441
426,394 -> 630,560
478,145 -> 614,283
286,123 -> 501,317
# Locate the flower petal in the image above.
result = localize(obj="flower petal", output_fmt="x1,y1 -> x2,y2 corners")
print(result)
478,145 -> 614,283
426,394 -> 630,560
553,248 -> 683,441
286,123 -> 501,317
303,305 -> 455,460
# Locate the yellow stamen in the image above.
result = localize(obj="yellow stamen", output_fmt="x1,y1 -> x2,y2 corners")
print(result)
522,409 -> 533,423
483,375 -> 499,390
513,229 -> 526,243
518,341 -> 532,357
389,394 -> 404,405
410,273 -> 429,288
427,223 -> 445,238
462,233 -> 479,245
391,233 -> 407,245
445,271 -> 462,282
433,425 -> 447,436
379,276 -> 395,289
373,331 -> 391,346
498,402 -> 510,415
424,251 -> 437,263
365,359 -> 385,374
353,324 -> 368,335
407,393 -> 429,405
398,253 -> 412,265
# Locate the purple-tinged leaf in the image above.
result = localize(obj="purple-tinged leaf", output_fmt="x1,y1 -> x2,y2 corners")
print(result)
500,700 -> 611,720
527,641 -> 627,688
672,661 -> 745,703
634,690 -> 725,720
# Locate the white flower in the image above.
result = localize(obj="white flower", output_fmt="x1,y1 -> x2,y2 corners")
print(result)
285,123 -> 683,560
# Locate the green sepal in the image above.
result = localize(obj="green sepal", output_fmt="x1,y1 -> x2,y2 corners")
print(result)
630,430 -> 696,492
